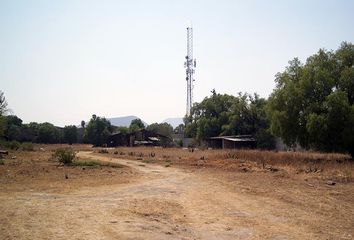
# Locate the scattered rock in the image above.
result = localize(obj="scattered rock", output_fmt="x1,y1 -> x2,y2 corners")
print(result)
11,156 -> 16,159
326,180 -> 336,186
65,173 -> 69,179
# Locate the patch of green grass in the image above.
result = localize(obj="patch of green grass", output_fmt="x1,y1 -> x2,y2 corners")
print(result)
0,159 -> 4,165
72,159 -> 123,168
72,160 -> 101,167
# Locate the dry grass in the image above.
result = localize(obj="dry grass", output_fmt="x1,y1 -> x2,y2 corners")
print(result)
95,146 -> 353,182
0,146 -> 139,193
1,144 -> 354,239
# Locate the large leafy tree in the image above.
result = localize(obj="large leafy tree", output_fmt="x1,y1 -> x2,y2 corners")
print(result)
147,122 -> 174,138
185,90 -> 275,149
21,122 -> 40,142
266,42 -> 354,156
129,118 -> 145,132
147,122 -> 174,147
63,125 -> 78,144
4,115 -> 23,141
38,122 -> 60,143
84,114 -> 113,146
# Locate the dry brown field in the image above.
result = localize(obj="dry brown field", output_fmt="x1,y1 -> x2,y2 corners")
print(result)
0,144 -> 353,239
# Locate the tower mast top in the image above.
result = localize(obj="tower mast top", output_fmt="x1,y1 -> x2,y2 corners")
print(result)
185,27 -> 196,116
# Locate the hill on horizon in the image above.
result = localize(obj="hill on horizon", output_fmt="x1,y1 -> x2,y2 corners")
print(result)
162,118 -> 183,128
108,116 -> 147,127
107,116 -> 183,128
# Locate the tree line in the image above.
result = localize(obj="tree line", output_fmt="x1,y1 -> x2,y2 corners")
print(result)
184,42 -> 353,157
184,91 -> 275,149
0,100 -> 175,147
1,42 -> 353,156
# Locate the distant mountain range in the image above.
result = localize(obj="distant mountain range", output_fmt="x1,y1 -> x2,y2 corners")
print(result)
108,116 -> 147,127
107,116 -> 183,128
161,118 -> 183,128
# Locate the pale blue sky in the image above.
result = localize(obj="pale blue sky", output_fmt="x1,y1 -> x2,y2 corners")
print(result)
1,0 -> 353,126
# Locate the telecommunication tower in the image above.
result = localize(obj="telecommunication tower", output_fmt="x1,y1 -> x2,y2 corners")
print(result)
184,27 -> 196,116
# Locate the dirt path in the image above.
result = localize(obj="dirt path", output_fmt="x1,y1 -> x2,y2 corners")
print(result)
1,151 -> 351,239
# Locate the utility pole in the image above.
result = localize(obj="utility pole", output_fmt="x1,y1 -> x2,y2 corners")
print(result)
184,27 -> 196,116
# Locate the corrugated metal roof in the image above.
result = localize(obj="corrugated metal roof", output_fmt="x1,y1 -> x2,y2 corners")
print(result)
208,135 -> 255,141
222,137 -> 255,142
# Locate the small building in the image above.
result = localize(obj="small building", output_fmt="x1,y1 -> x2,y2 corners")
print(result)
206,135 -> 256,149
107,132 -> 130,147
107,129 -> 172,147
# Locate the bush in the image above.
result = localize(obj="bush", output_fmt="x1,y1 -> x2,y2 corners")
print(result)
54,147 -> 76,165
0,140 -> 21,150
21,142 -> 34,151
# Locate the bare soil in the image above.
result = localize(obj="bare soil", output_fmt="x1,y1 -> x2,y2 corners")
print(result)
0,146 -> 353,239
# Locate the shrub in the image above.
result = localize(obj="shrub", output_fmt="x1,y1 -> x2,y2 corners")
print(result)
21,142 -> 34,151
54,147 -> 76,165
2,141 -> 21,150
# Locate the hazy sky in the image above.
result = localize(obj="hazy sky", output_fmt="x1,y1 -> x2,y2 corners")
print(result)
1,0 -> 353,126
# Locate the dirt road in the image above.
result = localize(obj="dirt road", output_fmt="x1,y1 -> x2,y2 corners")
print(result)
1,151 -> 352,239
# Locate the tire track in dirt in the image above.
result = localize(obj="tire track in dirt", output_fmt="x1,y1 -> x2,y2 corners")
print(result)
1,151 -> 324,239
75,152 -> 312,240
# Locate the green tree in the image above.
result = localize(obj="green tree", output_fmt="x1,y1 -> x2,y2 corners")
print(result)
84,114 -> 113,146
116,126 -> 129,134
38,122 -> 60,143
81,120 -> 85,128
266,42 -> 354,157
174,124 -> 185,134
21,122 -> 40,142
129,118 -> 145,132
184,90 -> 274,148
4,115 -> 23,141
63,125 -> 78,144
0,116 -> 6,139
147,122 -> 174,138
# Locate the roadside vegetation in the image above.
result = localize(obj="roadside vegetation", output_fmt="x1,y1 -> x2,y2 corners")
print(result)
0,42 -> 353,158
100,146 -> 353,183
52,147 -> 123,168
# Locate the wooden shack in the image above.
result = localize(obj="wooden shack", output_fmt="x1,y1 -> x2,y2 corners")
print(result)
108,129 -> 172,147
